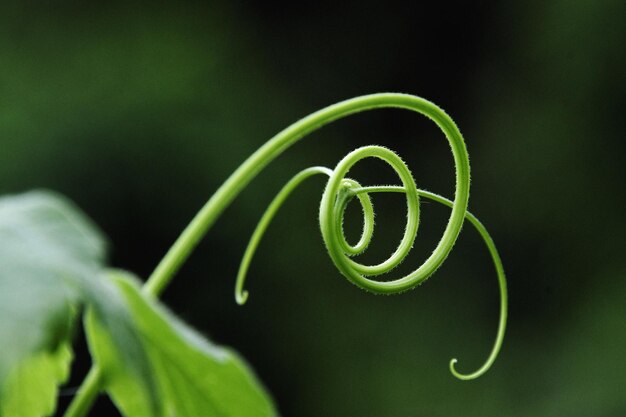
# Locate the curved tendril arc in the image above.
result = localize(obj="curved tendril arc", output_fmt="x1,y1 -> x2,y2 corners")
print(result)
234,149 -> 507,381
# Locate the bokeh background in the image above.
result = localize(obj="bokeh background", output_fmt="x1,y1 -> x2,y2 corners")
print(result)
1,1 -> 625,416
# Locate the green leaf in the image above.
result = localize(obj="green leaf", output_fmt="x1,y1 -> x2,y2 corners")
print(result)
0,190 -> 106,417
1,343 -> 72,417
86,271 -> 278,417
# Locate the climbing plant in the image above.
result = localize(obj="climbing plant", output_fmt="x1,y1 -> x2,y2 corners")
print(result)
0,93 -> 506,417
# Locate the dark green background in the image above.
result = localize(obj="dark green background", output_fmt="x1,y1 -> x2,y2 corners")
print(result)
1,1 -> 625,416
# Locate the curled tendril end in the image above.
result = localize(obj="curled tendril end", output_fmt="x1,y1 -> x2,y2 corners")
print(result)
236,289 -> 249,306
449,358 -> 486,381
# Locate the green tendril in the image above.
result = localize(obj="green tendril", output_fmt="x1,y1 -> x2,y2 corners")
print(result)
66,93 -> 506,417
234,166 -> 333,305
235,147 -> 507,380
355,185 -> 506,379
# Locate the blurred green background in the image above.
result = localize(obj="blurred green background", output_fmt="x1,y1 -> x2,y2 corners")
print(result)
1,1 -> 625,416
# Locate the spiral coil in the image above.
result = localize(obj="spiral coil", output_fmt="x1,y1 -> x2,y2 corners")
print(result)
235,148 -> 506,381
234,144 -> 507,380
320,146 -> 421,292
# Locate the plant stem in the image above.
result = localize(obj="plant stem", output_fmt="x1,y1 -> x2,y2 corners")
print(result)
62,367 -> 102,417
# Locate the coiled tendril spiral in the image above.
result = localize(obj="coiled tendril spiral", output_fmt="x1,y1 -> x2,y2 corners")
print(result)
234,144 -> 507,380
145,93 -> 507,381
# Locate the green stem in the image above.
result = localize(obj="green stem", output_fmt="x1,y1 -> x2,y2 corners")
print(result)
62,367 -> 102,417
